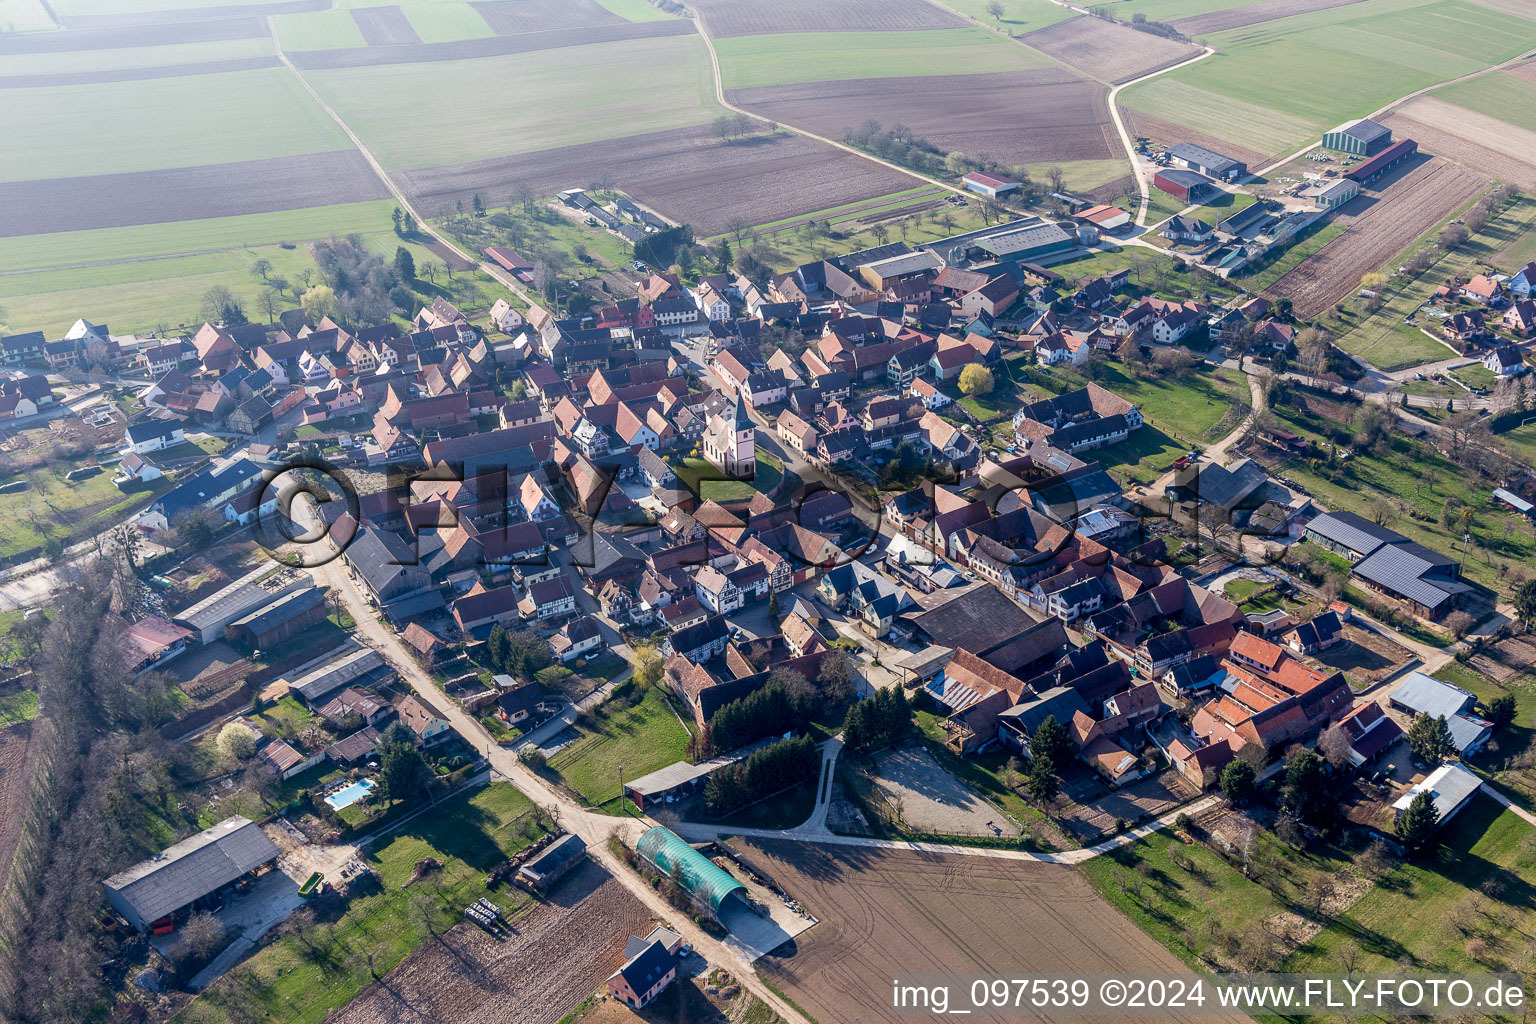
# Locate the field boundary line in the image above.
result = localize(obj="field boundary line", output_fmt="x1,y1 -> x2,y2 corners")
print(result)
265,14 -> 536,308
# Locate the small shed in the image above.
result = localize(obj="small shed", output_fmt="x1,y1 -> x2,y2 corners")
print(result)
517,833 -> 586,890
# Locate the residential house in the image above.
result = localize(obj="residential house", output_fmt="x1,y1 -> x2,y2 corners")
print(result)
396,694 -> 453,746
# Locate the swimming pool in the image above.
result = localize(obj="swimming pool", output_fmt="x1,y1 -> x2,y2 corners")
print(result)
325,779 -> 375,811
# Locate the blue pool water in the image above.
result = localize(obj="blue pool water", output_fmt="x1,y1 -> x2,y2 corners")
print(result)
325,779 -> 375,810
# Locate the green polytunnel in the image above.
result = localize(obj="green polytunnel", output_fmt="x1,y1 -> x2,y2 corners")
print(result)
635,826 -> 747,916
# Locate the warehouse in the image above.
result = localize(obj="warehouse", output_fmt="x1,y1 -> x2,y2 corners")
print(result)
635,826 -> 747,921
1152,168 -> 1218,203
1345,138 -> 1418,184
227,587 -> 328,649
289,646 -> 393,706
961,171 -> 1021,198
1322,118 -> 1392,156
971,220 -> 1075,263
1300,177 -> 1360,209
1167,142 -> 1247,181
174,566 -> 313,644
103,816 -> 280,933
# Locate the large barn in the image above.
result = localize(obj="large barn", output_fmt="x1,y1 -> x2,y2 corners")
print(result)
1153,168 -> 1218,203
1322,118 -> 1392,156
635,826 -> 747,921
1345,138 -> 1418,184
103,816 -> 280,933
1167,142 -> 1247,182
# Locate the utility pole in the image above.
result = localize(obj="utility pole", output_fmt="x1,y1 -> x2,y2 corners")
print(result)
617,764 -> 625,817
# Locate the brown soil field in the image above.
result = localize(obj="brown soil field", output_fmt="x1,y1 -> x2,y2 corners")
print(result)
1468,0 -> 1536,21
1268,156 -> 1486,318
0,56 -> 279,88
56,0 -> 323,29
1171,0 -> 1367,36
1086,174 -> 1135,202
400,125 -> 913,232
1122,108 -> 1272,169
691,0 -> 964,35
352,5 -> 420,46
331,860 -> 656,1024
0,723 -> 36,896
1020,15 -> 1200,85
729,70 -> 1117,168
474,0 -> 621,35
0,17 -> 267,54
740,838 -> 1247,1024
287,20 -> 693,69
1507,58 -> 1536,84
0,150 -> 390,237
1382,98 -> 1536,190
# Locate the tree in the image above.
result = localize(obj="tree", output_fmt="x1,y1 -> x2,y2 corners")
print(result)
630,644 -> 663,691
402,211 -> 416,235
871,224 -> 890,245
1280,747 -> 1329,826
200,285 -> 248,326
1439,224 -> 1469,250
1407,713 -> 1454,764
257,287 -> 281,324
393,246 -> 416,282
301,284 -> 338,322
1219,758 -> 1256,803
392,206 -> 403,235
712,237 -> 733,271
1395,789 -> 1440,853
958,363 -> 994,396
1318,723 -> 1354,770
1513,577 -> 1536,629
217,721 -> 258,762
250,258 -> 272,281
986,0 -> 1005,19
472,193 -> 486,217
1025,750 -> 1059,805
377,722 -> 433,805
181,912 -> 227,963
1025,714 -> 1067,805
1486,693 -> 1518,731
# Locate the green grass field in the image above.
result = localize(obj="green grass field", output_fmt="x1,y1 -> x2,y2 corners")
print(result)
1121,0 -> 1535,158
273,9 -> 369,50
0,687 -> 39,728
936,0 -> 1078,30
177,783 -> 545,1024
401,1 -> 496,41
547,686 -> 691,814
1096,0 -> 1260,23
1433,70 -> 1536,132
307,36 -> 721,170
594,0 -> 681,20
713,27 -> 1049,89
0,466 -> 168,562
1235,221 -> 1345,292
0,67 -> 347,183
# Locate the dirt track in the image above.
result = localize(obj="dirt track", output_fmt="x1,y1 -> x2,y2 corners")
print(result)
690,0 -> 963,35
0,150 -> 390,238
1172,0 -> 1368,35
728,69 -> 1117,169
0,723 -> 36,896
330,860 -> 656,1024
1268,156 -> 1486,318
741,838 -> 1247,1024
1021,16 -> 1200,85
398,125 -> 912,232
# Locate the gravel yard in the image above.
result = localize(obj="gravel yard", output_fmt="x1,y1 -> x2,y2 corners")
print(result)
869,746 -> 1020,838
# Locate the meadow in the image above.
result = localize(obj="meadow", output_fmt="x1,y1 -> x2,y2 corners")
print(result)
713,27 -> 1049,89
938,0 -> 1079,30
401,2 -> 499,42
273,10 -> 369,51
547,686 -> 691,815
306,35 -> 721,170
1433,71 -> 1536,133
0,67 -> 347,182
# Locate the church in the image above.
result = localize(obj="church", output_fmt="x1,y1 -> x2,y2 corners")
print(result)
702,391 -> 755,479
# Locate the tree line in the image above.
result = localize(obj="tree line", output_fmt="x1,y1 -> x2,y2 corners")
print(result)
703,734 -> 819,816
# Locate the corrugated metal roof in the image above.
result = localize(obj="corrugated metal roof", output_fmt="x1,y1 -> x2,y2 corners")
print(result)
104,817 -> 278,925
1304,511 -> 1400,557
1353,545 -> 1468,609
1391,671 -> 1475,720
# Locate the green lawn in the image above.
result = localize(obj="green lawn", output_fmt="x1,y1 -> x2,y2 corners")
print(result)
0,67 -> 347,183
674,453 -> 780,502
1120,0 -> 1535,158
272,9 -> 368,50
1143,187 -> 1253,228
178,783 -> 545,1024
939,0 -> 1078,31
401,1 -> 497,41
0,466 -> 167,562
1433,67 -> 1536,133
1450,362 -> 1498,391
0,688 -> 39,728
307,36 -> 722,171
713,27 -> 1048,90
594,0 -> 681,20
548,687 -> 692,814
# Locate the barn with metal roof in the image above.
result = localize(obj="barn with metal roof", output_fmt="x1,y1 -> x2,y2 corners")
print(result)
634,826 -> 747,920
103,816 -> 279,933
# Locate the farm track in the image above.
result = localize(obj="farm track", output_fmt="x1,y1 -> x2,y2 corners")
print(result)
1266,158 -> 1486,317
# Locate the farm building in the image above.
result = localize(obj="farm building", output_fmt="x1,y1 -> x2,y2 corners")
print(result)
226,587 -> 328,649
103,816 -> 280,933
623,741 -> 772,812
1075,205 -> 1131,230
483,247 -> 533,282
1167,142 -> 1246,181
972,221 -> 1075,264
634,826 -> 748,921
289,646 -> 393,707
1152,168 -> 1217,203
124,617 -> 193,674
1345,138 -> 1418,184
1389,671 -> 1492,755
173,566 -> 313,644
1392,762 -> 1482,825
1300,178 -> 1360,209
961,171 -> 1021,198
1322,118 -> 1392,156
517,833 -> 586,890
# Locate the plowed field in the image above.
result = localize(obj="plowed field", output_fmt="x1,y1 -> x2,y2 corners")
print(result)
1268,156 -> 1486,318
728,70 -> 1117,168
1172,0 -> 1368,35
473,0 -> 621,34
351,5 -> 419,46
741,838 -> 1247,1024
1020,15 -> 1200,84
330,860 -> 655,1024
1382,98 -> 1536,189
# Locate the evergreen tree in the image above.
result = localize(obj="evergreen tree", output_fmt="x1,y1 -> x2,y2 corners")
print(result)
377,722 -> 433,805
402,211 -> 416,235
1486,694 -> 1518,731
1219,758 -> 1256,803
1025,752 -> 1059,805
394,246 -> 416,282
473,193 -> 486,216
1407,713 -> 1454,764
1030,714 -> 1067,767
1280,748 -> 1329,826
391,206 -> 403,235
1394,789 -> 1440,854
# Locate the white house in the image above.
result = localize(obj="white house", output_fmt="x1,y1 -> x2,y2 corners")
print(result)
123,419 -> 185,455
692,283 -> 731,322
694,565 -> 743,614
489,298 -> 524,332
1509,263 -> 1536,299
1483,346 -> 1527,377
